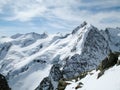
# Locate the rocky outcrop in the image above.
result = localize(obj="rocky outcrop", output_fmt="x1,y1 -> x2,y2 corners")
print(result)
35,64 -> 63,90
72,21 -> 87,34
62,54 -> 86,79
98,52 -> 120,71
49,64 -> 63,82
97,52 -> 120,78
0,74 -> 11,90
35,77 -> 53,90
62,26 -> 110,79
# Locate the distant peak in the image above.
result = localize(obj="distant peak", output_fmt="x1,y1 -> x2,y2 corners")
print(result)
11,33 -> 23,39
42,32 -> 48,36
79,21 -> 87,28
26,32 -> 39,35
72,21 -> 88,34
40,32 -> 48,38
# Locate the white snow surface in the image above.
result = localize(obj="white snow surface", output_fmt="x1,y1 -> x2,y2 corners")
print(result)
9,65 -> 51,90
65,65 -> 120,90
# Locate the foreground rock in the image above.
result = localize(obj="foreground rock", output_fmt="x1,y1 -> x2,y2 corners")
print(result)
35,64 -> 63,90
97,52 -> 120,78
0,74 -> 11,90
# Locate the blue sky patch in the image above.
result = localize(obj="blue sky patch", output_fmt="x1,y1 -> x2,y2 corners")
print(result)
0,0 -> 120,36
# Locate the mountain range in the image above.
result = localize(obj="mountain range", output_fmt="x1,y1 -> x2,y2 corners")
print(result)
0,22 -> 120,90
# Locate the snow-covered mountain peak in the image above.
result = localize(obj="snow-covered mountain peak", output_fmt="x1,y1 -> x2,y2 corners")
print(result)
11,33 -> 23,39
11,32 -> 48,40
21,32 -> 48,39
0,22 -> 120,90
71,21 -> 93,35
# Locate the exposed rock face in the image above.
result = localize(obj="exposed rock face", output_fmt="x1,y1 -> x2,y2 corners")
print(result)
62,54 -> 85,79
98,52 -> 120,71
49,64 -> 63,82
0,74 -> 11,90
35,77 -> 53,90
97,52 -> 120,78
72,21 -> 87,34
36,64 -> 63,90
62,26 -> 110,79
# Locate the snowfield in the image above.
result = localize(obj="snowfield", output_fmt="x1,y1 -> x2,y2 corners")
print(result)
65,65 -> 120,90
9,65 -> 52,90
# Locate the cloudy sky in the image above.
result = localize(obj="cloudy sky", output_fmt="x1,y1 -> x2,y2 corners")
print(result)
0,0 -> 120,36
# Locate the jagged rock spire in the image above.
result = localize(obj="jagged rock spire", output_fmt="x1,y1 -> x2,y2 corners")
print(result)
72,21 -> 87,34
80,21 -> 87,28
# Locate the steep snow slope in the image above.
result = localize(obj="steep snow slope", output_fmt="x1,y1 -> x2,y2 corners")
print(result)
0,22 -> 120,90
65,65 -> 120,90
